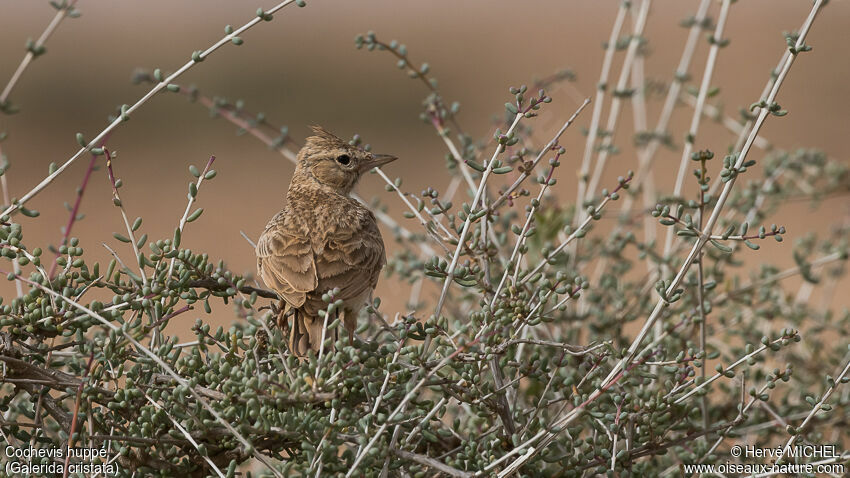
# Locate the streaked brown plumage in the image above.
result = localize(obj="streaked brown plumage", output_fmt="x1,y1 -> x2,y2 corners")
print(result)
256,126 -> 396,356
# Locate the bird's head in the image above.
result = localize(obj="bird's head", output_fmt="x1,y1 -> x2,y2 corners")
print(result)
293,125 -> 397,195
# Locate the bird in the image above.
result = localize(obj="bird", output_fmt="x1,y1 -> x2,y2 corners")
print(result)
255,126 -> 397,356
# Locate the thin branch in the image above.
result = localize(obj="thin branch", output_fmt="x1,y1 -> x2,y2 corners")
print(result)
489,99 -> 591,212
487,2 -> 827,472
776,356 -> 850,463
105,148 -> 147,286
0,0 -> 301,219
48,147 -> 102,278
433,112 -> 524,321
165,155 -> 216,284
662,0 -> 733,258
583,0 -> 652,205
62,352 -> 95,478
490,99 -> 590,305
573,2 -> 629,219
712,252 -> 844,304
520,174 -> 632,285
671,335 -> 792,403
392,448 -> 471,478
681,93 -> 772,151
0,1 -> 78,104
374,167 -> 454,250
0,145 -> 22,297
0,270 -> 284,477
141,391 -> 226,478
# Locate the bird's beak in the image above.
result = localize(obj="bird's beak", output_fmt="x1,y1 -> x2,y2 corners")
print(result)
359,153 -> 398,173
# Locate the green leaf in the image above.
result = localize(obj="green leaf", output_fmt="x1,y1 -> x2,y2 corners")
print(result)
466,161 -> 486,172
744,240 -> 760,250
186,208 -> 204,223
453,277 -> 478,287
709,240 -> 732,253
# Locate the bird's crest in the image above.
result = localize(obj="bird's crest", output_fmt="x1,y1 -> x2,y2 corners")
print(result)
306,125 -> 347,150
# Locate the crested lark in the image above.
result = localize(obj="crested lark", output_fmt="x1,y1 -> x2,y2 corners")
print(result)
256,126 -> 397,356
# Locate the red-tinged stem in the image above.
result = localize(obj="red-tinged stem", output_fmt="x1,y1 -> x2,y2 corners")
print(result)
62,351 -> 95,478
48,138 -> 108,278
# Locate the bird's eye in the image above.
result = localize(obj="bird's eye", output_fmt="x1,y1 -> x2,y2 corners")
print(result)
335,154 -> 351,166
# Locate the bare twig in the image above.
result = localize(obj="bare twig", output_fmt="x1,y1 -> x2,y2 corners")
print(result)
0,0 -> 301,220
573,2 -> 629,218
62,352 -> 95,478
582,0 -> 652,205
490,98 -> 590,304
105,148 -> 147,286
433,113 -> 524,321
775,357 -> 850,463
487,2 -> 826,472
1,271 -> 284,477
392,448 -> 472,478
0,1 -> 78,104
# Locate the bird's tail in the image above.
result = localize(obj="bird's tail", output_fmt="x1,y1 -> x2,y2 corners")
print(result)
285,304 -> 336,357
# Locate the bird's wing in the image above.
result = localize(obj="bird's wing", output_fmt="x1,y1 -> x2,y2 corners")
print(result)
313,211 -> 386,308
256,221 -> 317,307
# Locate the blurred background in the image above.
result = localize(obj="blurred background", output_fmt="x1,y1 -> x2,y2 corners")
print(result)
0,0 -> 848,337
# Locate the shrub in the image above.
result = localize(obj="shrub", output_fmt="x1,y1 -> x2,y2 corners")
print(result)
1,1 -> 848,477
